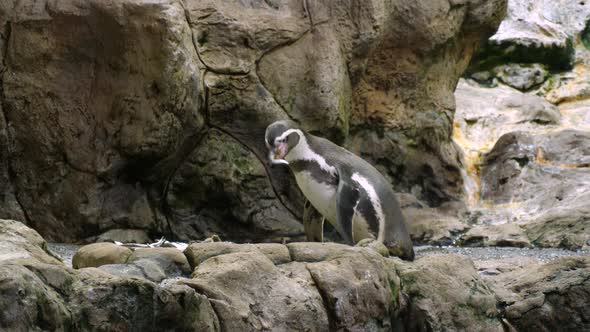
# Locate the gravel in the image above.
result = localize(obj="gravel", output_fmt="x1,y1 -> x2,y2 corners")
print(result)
47,242 -> 588,269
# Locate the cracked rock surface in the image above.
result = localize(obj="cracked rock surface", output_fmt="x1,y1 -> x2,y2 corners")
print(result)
0,0 -> 506,243
4,220 -> 589,331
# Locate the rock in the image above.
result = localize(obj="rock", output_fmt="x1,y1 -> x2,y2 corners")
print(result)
454,79 -> 561,161
460,224 -> 531,248
404,206 -> 470,246
477,130 -> 590,249
305,249 -> 400,331
184,242 -> 257,269
166,129 -> 303,242
396,254 -> 504,331
0,0 -> 203,242
495,63 -> 549,90
0,0 -> 507,242
128,247 -> 191,275
184,241 -> 293,269
96,229 -> 151,244
469,0 -> 590,73
98,263 -> 152,280
287,242 -> 356,263
258,24 -> 351,141
0,264 -> 72,331
181,251 -> 329,331
69,271 -> 220,332
475,256 -> 541,277
0,221 -> 220,331
485,256 -> 590,331
0,219 -> 62,265
72,243 -> 132,269
3,220 -> 590,331
248,243 -> 291,265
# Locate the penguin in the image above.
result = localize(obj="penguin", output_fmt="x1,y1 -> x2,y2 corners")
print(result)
265,120 -> 415,261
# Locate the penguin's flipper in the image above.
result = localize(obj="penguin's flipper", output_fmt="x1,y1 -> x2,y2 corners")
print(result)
336,177 -> 360,245
303,199 -> 324,242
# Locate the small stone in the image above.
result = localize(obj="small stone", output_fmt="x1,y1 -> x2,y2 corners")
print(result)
461,224 -> 531,248
128,247 -> 191,274
72,243 -> 132,269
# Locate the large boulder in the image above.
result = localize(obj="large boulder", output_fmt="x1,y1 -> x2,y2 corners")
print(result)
0,0 -> 203,242
396,254 -> 504,331
485,256 -> 590,332
0,219 -> 62,265
0,0 -> 507,242
477,130 -> 590,249
72,242 -> 132,269
5,219 -> 590,331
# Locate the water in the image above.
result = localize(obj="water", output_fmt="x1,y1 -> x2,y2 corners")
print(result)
47,243 -> 80,267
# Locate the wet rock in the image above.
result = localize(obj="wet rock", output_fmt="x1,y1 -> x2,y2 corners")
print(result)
72,243 -> 132,269
128,247 -> 191,275
96,229 -> 151,244
98,263 -> 152,281
461,224 -> 531,248
486,256 -> 590,331
396,254 -> 503,331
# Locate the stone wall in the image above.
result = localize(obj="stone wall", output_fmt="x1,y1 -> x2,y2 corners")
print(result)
0,0 -> 506,242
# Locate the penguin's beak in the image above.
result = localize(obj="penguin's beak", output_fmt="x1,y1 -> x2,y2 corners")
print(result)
269,143 -> 289,165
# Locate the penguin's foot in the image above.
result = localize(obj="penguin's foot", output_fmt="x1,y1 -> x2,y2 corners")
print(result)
356,239 -> 390,257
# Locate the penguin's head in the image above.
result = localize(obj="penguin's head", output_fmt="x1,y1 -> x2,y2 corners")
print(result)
265,120 -> 302,165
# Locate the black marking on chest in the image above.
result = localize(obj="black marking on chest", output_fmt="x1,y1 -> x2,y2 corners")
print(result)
354,192 -> 381,236
289,160 -> 338,186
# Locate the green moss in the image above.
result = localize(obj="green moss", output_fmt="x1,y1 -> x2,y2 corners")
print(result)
389,279 -> 399,307
582,22 -> 590,50
467,39 -> 575,74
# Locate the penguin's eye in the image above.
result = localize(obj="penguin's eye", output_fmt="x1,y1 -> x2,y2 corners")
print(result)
277,138 -> 286,144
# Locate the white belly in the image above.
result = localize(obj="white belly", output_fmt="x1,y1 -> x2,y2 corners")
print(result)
294,171 -> 338,226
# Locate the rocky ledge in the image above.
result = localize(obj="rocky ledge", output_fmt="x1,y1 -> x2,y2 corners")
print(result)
1,219 -> 588,331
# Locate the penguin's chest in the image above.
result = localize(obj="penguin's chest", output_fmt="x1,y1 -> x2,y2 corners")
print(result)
294,171 -> 338,223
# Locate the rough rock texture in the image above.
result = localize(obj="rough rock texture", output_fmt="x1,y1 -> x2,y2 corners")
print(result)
485,256 -> 590,332
0,0 -> 204,242
453,0 -> 590,250
0,220 -> 220,331
4,220 -> 590,331
460,223 -> 531,248
0,0 -> 507,242
96,228 -> 152,244
72,242 -> 132,269
477,130 -> 590,249
396,254 -> 503,331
